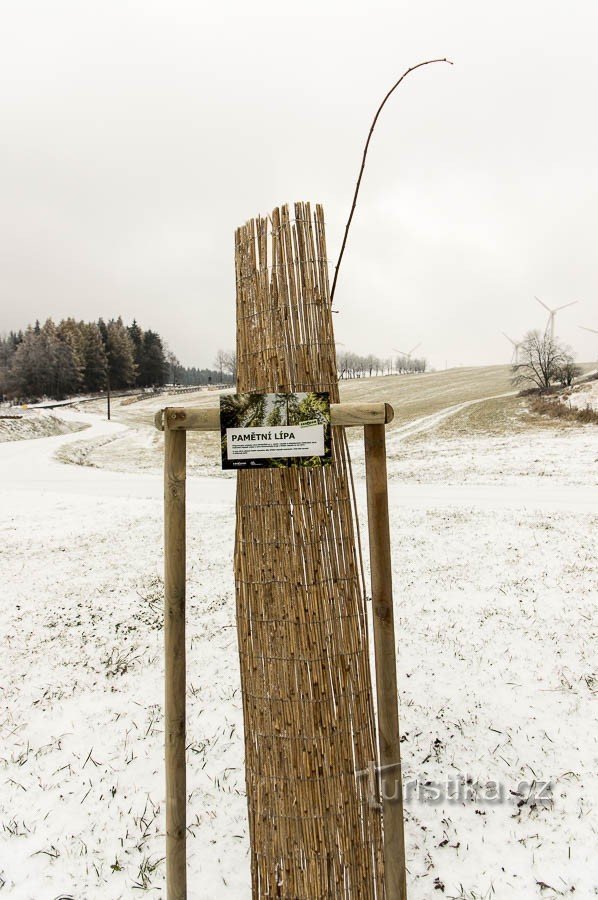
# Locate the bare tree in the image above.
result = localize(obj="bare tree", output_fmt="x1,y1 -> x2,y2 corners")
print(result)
222,350 -> 237,383
512,330 -> 570,391
337,351 -> 349,380
165,349 -> 181,385
213,349 -> 227,383
395,354 -> 408,374
556,358 -> 582,387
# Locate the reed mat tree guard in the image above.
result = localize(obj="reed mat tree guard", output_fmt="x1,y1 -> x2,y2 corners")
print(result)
234,202 -> 385,897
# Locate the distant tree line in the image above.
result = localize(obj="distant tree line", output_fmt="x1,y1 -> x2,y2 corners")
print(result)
0,317 -> 169,401
1,323 -> 433,402
337,350 -> 426,379
171,347 -> 426,386
165,349 -> 236,387
173,365 -> 235,387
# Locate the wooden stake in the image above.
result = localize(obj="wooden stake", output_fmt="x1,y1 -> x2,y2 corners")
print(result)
364,421 -> 407,900
164,413 -> 187,900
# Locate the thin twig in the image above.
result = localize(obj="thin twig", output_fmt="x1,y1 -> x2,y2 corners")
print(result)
330,57 -> 453,305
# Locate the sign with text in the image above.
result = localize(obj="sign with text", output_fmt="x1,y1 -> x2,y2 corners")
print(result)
220,391 -> 332,470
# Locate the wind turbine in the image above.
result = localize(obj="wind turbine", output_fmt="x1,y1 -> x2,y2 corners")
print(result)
393,342 -> 422,360
502,332 -> 523,364
580,326 -> 598,359
535,296 -> 578,340
393,343 -> 422,375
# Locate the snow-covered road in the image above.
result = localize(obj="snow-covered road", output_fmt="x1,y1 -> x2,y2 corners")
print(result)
0,412 -> 228,505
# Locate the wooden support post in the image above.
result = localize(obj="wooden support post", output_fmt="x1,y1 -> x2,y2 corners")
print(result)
364,421 -> 407,900
164,413 -> 187,900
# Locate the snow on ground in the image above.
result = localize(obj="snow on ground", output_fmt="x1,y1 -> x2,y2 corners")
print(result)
0,410 -> 596,899
0,410 -> 88,443
349,409 -> 598,489
565,379 -> 598,413
385,427 -> 598,488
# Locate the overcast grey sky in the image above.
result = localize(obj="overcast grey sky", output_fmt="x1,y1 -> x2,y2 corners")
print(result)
1,0 -> 597,369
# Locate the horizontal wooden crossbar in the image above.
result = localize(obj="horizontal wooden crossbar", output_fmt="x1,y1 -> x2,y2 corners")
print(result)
154,401 -> 394,432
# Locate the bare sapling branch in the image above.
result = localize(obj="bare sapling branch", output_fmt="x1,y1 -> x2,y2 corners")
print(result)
330,57 -> 454,305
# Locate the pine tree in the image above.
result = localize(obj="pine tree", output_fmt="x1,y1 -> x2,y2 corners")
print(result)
266,404 -> 283,426
8,326 -> 50,398
97,318 -> 108,346
40,318 -> 80,399
271,392 -> 301,425
56,318 -> 85,396
139,330 -> 167,387
81,322 -> 108,392
0,332 -> 22,398
127,320 -> 144,385
105,317 -> 137,389
297,392 -> 329,424
53,339 -> 82,399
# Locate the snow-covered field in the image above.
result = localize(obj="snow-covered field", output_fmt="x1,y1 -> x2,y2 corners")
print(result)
0,400 -> 596,899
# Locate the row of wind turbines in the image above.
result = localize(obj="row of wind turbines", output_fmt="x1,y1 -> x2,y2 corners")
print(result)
503,297 -> 597,364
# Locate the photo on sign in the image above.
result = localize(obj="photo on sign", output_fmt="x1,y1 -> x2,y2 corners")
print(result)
220,391 -> 332,470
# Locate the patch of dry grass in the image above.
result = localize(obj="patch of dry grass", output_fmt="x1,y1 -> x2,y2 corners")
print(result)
410,395 -> 530,441
411,393 -> 598,444
529,396 -> 598,425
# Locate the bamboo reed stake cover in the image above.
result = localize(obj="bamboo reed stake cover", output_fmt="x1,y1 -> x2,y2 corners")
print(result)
234,203 -> 385,898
